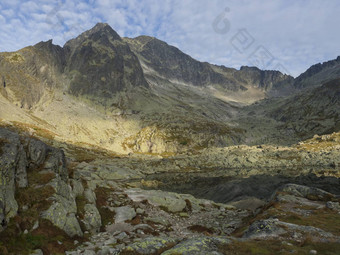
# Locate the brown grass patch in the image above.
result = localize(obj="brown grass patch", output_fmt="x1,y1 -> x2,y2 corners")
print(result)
0,137 -> 8,154
187,225 -> 214,235
95,187 -> 116,230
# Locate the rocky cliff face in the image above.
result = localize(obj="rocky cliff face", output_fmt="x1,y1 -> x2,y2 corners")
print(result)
64,23 -> 148,106
0,128 -> 83,238
125,36 -> 245,90
237,66 -> 294,94
124,36 -> 294,95
0,42 -> 65,109
268,78 -> 340,139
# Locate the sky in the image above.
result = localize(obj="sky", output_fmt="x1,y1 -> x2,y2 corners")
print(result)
0,0 -> 340,77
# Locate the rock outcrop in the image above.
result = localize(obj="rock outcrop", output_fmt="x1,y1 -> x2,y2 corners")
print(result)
0,128 -> 27,230
0,127 -> 82,237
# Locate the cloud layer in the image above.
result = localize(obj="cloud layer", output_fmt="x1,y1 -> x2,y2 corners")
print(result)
1,0 -> 339,76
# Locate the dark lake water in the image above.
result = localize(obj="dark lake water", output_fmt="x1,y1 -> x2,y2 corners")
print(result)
143,169 -> 340,203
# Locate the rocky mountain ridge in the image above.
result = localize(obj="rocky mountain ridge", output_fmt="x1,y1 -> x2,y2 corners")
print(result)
294,56 -> 340,89
1,23 -> 339,156
124,35 -> 294,96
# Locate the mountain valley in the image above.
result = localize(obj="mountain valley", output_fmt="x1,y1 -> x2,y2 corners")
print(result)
0,23 -> 340,254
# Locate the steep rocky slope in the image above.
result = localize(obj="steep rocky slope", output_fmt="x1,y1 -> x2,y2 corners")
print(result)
269,78 -> 340,137
124,36 -> 294,101
294,56 -> 340,89
0,41 -> 65,109
64,23 -> 148,107
233,78 -> 340,145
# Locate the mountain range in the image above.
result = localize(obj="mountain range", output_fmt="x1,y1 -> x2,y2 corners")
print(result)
0,22 -> 339,155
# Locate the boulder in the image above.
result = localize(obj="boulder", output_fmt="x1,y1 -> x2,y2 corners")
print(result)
42,196 -> 82,237
275,183 -> 335,201
43,149 -> 68,182
114,206 -> 136,223
243,219 -> 337,241
29,249 -> 43,255
42,179 -> 83,237
326,201 -> 340,211
243,219 -> 286,239
126,189 -> 187,213
71,179 -> 84,197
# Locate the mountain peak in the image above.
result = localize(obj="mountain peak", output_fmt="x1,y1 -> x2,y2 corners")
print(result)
64,22 -> 121,51
87,22 -> 118,37
62,22 -> 148,101
93,22 -> 110,29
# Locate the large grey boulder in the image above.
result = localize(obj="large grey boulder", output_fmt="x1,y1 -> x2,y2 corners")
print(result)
114,206 -> 136,223
71,179 -> 84,197
84,188 -> 97,204
243,219 -> 286,239
126,189 -> 187,213
274,183 -> 335,201
42,189 -> 82,237
29,249 -> 43,255
42,170 -> 83,237
43,148 -> 68,182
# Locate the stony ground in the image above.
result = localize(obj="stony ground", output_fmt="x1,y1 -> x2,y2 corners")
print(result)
0,127 -> 340,255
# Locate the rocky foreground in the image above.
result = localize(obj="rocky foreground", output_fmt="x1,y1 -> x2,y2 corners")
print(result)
0,127 -> 340,254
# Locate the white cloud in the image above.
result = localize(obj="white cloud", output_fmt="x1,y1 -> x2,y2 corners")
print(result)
0,0 -> 339,76
0,14 -> 5,24
19,1 -> 40,13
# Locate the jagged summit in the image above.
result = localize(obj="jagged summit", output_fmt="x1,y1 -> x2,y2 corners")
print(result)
294,56 -> 340,89
125,35 -> 293,94
63,23 -> 148,100
64,22 -> 121,52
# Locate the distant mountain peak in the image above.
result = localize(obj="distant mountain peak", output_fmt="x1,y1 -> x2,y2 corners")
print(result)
64,22 -> 121,52
87,22 -> 120,38
92,22 -> 110,29
294,55 -> 340,89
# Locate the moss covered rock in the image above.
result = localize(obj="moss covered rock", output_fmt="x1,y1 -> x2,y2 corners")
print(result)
123,237 -> 177,255
161,237 -> 231,255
